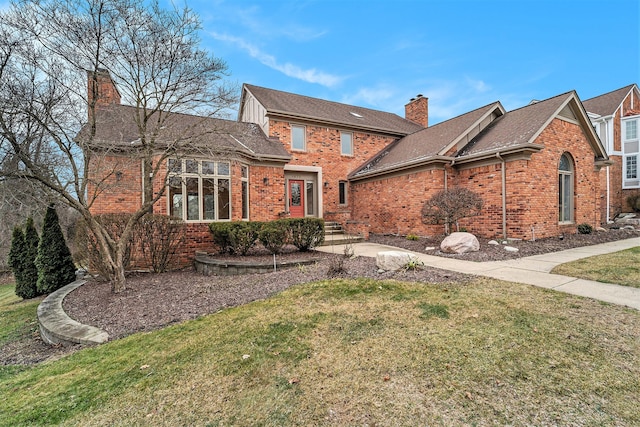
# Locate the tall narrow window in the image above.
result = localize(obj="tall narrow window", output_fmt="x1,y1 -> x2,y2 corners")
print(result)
558,154 -> 574,223
241,166 -> 249,220
339,181 -> 347,205
306,182 -> 314,216
623,117 -> 640,188
341,131 -> 353,156
291,125 -> 306,151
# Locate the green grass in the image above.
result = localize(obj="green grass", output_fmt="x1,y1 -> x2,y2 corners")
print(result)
551,246 -> 640,288
0,284 -> 40,348
1,277 -> 639,426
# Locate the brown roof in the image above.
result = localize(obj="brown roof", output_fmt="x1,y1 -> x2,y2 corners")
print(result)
242,84 -> 423,136
351,102 -> 503,178
79,104 -> 291,161
583,84 -> 637,117
458,92 -> 574,157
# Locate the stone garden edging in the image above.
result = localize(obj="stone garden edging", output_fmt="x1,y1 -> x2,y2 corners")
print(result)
37,280 -> 109,346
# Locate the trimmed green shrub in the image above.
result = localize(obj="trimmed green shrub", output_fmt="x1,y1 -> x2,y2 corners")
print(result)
8,226 -> 28,298
209,222 -> 233,254
210,222 -> 262,255
22,218 -> 40,297
577,223 -> 593,234
286,218 -> 325,252
406,234 -> 419,241
259,221 -> 289,254
35,205 -> 76,294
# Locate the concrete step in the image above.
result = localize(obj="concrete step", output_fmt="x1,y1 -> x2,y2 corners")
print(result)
319,233 -> 364,246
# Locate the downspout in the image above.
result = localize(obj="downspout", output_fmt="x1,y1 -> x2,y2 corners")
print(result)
604,118 -> 611,223
496,153 -> 507,239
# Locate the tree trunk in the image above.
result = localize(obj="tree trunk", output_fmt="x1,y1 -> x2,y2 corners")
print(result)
110,262 -> 127,293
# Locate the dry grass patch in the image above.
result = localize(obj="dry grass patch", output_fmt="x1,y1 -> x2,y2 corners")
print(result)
1,278 -> 639,426
551,246 -> 640,288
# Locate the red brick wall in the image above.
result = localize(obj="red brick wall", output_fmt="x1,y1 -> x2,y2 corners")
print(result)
268,119 -> 397,223
350,168 -> 446,237
89,153 -> 287,267
350,118 -> 604,240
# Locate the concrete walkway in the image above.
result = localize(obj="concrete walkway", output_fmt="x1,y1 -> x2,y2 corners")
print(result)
317,237 -> 640,311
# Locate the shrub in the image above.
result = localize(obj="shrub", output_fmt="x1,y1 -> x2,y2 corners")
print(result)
35,205 -> 76,294
210,221 -> 261,255
286,218 -> 325,252
406,234 -> 419,241
22,218 -> 40,297
259,221 -> 289,254
626,194 -> 640,213
134,215 -> 185,273
8,226 -> 28,298
209,222 -> 233,254
421,188 -> 483,234
577,223 -> 593,234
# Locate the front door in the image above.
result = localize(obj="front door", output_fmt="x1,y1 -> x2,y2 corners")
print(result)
289,179 -> 305,217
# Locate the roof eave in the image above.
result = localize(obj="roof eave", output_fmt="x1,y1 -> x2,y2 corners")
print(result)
349,155 -> 453,181
454,144 -> 545,165
267,111 -> 414,137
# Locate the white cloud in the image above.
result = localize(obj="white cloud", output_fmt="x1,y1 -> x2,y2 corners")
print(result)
340,86 -> 396,108
209,32 -> 344,88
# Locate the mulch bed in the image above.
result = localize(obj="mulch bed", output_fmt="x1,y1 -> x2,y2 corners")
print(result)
2,227 -> 638,366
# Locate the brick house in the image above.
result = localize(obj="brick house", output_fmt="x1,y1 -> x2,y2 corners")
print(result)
86,71 -> 616,266
583,84 -> 640,220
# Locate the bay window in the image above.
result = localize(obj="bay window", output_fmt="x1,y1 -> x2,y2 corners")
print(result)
168,159 -> 231,221
623,117 -> 640,188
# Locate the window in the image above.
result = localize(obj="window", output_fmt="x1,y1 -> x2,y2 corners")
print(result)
167,159 -> 231,221
623,117 -> 640,188
241,166 -> 249,220
339,181 -> 347,205
306,182 -> 314,215
341,131 -> 353,156
558,154 -> 573,223
291,125 -> 306,151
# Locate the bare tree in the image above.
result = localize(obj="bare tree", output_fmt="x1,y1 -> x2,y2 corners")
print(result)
421,188 -> 484,234
0,0 -> 237,292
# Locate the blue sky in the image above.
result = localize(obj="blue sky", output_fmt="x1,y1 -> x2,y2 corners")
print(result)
175,0 -> 636,123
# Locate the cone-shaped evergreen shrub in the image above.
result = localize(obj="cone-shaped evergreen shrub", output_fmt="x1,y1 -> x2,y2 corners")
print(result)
35,205 -> 76,294
22,217 -> 41,298
8,226 -> 28,298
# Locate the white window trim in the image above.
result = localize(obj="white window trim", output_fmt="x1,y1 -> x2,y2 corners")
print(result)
558,154 -> 574,224
340,131 -> 353,156
291,124 -> 306,152
622,116 -> 640,188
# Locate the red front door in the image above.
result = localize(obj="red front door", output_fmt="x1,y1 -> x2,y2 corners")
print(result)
289,180 -> 305,217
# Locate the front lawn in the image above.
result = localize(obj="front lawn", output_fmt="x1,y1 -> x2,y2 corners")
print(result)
1,277 -> 639,426
551,246 -> 640,288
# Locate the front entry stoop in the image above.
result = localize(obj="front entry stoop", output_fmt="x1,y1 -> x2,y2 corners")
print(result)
320,221 -> 364,246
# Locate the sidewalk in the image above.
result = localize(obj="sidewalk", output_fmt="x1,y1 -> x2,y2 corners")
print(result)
316,237 -> 640,311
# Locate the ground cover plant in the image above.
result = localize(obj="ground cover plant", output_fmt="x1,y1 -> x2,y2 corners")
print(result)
551,246 -> 640,288
1,276 -> 639,426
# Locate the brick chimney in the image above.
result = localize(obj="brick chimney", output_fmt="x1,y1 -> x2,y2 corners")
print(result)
405,94 -> 428,128
87,69 -> 121,110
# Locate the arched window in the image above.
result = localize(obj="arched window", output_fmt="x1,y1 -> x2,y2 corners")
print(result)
558,153 -> 574,223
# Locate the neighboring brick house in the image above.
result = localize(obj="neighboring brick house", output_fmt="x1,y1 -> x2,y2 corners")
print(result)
583,84 -> 640,220
86,70 -> 617,267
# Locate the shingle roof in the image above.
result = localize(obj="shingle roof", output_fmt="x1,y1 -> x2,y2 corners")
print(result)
351,102 -> 503,178
242,84 -> 423,136
583,84 -> 636,117
458,92 -> 573,157
79,104 -> 291,161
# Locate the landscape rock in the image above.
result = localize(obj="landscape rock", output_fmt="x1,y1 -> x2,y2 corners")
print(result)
488,240 -> 499,245
424,246 -> 436,251
596,227 -> 607,232
504,246 -> 519,252
440,232 -> 480,254
376,251 -> 420,271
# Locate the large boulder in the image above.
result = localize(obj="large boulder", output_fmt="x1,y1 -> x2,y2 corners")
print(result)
440,232 -> 480,254
376,251 -> 420,272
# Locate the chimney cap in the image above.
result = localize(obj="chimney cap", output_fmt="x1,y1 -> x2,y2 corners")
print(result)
416,94 -> 423,98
